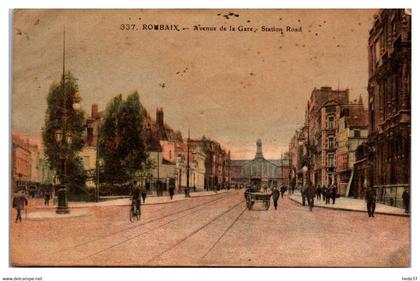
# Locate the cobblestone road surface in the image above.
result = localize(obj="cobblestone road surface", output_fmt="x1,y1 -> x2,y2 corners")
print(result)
10,190 -> 409,267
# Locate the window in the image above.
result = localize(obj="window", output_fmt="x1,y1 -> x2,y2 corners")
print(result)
354,130 -> 361,138
328,116 -> 335,129
328,153 -> 335,167
328,137 -> 335,149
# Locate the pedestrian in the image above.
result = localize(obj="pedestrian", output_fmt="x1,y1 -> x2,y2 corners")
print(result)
307,182 -> 316,211
12,190 -> 28,223
169,186 -> 175,200
131,182 -> 141,214
325,186 -> 331,205
322,185 -> 327,201
402,188 -> 410,214
139,182 -> 147,203
301,184 -> 307,206
280,185 -> 287,199
44,191 -> 50,206
316,185 -> 322,200
271,187 -> 280,210
366,187 -> 376,217
331,185 -> 338,205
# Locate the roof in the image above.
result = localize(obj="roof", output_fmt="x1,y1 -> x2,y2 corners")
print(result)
345,106 -> 368,128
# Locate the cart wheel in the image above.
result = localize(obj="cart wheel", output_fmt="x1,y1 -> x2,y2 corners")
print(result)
246,201 -> 252,210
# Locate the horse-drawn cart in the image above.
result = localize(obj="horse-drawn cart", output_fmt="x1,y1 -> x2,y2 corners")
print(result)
245,191 -> 271,210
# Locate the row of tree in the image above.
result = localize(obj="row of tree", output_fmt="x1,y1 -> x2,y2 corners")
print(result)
42,71 -> 152,194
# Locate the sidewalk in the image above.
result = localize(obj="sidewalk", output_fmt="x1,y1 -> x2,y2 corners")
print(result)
30,189 -> 233,209
289,193 -> 409,217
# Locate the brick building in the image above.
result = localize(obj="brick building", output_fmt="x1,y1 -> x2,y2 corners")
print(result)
336,97 -> 368,195
367,9 -> 411,207
306,86 -> 349,187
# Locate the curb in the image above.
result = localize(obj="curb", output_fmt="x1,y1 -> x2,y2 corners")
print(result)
25,211 -> 92,221
30,190 -> 234,210
288,196 -> 410,217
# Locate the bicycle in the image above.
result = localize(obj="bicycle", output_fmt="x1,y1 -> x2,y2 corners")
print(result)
129,200 -> 141,222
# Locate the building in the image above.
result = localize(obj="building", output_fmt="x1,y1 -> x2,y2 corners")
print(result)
349,143 -> 370,199
189,137 -> 230,191
289,127 -> 307,187
336,97 -> 368,195
80,104 -> 103,188
11,132 -> 50,191
306,86 -> 350,187
367,9 -> 411,207
176,141 -> 206,191
230,139 -> 284,187
12,133 -> 32,187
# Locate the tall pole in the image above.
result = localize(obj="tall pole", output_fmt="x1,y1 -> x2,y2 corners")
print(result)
157,149 -> 160,196
307,101 -> 310,187
56,25 -> 70,214
186,128 -> 190,197
96,127 -> 100,202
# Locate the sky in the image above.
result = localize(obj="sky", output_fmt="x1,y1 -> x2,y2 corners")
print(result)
12,9 -> 376,159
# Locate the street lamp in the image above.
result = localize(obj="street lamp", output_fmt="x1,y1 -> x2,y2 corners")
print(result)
55,129 -> 72,214
302,165 -> 308,188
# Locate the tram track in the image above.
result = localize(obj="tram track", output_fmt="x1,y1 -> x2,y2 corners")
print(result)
145,199 -> 247,265
52,191 -> 238,257
74,192 -> 242,263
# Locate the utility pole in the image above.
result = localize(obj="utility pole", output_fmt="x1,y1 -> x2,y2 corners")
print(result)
95,127 -> 100,202
157,149 -> 160,196
186,128 -> 190,197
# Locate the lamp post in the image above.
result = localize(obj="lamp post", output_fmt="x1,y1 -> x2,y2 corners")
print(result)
55,27 -> 81,214
186,128 -> 191,197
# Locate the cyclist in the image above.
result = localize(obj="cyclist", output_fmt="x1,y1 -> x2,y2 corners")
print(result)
131,181 -> 141,215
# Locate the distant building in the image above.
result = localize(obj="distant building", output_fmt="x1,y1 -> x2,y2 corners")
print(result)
336,97 -> 368,195
289,127 -> 307,187
189,137 -> 230,191
306,86 -> 350,187
231,139 -> 285,187
367,9 -> 411,207
11,133 -> 48,191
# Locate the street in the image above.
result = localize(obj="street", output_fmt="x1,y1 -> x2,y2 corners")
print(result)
11,190 -> 409,267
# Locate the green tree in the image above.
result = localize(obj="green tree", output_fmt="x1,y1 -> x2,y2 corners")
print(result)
99,92 -> 148,184
42,71 -> 87,191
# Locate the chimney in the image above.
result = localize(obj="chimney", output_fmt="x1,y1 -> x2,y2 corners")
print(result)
91,104 -> 98,118
358,94 -> 363,105
156,107 -> 164,128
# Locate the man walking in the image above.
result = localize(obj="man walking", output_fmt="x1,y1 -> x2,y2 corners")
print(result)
325,186 -> 331,204
13,190 -> 28,223
331,185 -> 338,204
322,185 -> 327,201
272,187 -> 280,210
280,185 -> 287,199
316,185 -> 322,200
301,184 -> 307,206
402,188 -> 410,214
307,182 -> 316,211
169,186 -> 175,200
44,190 -> 50,206
366,187 -> 376,217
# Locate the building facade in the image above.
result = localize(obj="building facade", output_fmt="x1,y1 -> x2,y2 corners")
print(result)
306,86 -> 349,187
189,137 -> 230,191
231,139 -> 284,187
289,127 -> 307,187
367,9 -> 411,207
336,98 -> 368,195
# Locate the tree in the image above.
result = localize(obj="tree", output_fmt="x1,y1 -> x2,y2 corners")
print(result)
98,91 -> 148,184
42,71 -> 87,192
